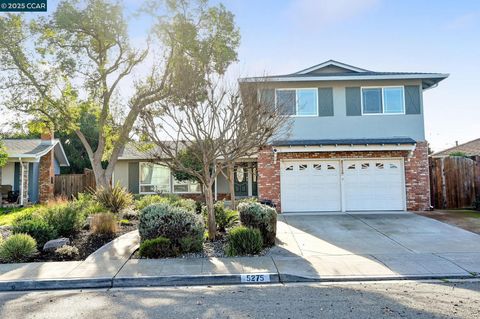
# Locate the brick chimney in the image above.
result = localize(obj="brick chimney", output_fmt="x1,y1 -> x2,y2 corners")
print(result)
40,129 -> 54,145
39,128 -> 55,203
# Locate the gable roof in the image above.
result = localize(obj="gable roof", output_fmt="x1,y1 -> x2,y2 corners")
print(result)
2,139 -> 70,166
240,60 -> 449,89
432,138 -> 480,157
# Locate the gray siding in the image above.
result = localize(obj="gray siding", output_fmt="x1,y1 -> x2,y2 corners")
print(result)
273,79 -> 425,141
28,162 -> 39,203
128,162 -> 139,194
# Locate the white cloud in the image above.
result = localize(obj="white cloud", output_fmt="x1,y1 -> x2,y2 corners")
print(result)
286,0 -> 380,29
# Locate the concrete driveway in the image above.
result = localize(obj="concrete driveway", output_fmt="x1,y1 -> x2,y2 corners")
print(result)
271,212 -> 480,280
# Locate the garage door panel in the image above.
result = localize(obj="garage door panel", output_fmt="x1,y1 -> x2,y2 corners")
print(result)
343,159 -> 404,211
281,161 -> 341,212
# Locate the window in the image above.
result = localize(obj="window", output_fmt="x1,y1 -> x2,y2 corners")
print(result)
285,165 -> 293,171
139,163 -> 170,194
276,88 -> 318,116
362,87 -> 404,114
313,164 -> 321,170
376,163 -> 384,169
173,178 -> 201,193
299,164 -> 307,170
361,163 -> 370,169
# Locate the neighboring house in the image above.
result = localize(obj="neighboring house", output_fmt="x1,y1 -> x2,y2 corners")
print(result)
0,132 -> 70,205
113,60 -> 448,213
431,138 -> 480,157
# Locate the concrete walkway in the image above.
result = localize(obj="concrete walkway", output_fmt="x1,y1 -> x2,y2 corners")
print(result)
1,214 -> 480,291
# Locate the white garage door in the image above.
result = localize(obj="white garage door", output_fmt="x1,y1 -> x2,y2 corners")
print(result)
280,160 -> 341,212
343,159 -> 405,211
280,159 -> 405,212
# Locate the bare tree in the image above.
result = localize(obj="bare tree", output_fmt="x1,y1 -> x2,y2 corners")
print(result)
140,79 -> 291,240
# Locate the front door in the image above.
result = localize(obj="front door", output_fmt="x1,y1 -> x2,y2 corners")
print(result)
234,166 -> 248,197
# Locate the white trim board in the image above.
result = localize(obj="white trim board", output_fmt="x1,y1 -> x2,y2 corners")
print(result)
274,144 -> 416,153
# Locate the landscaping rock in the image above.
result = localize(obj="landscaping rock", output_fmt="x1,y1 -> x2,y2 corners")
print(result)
43,238 -> 70,252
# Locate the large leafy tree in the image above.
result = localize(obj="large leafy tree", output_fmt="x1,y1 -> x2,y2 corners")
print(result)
0,141 -> 7,168
0,0 -> 240,189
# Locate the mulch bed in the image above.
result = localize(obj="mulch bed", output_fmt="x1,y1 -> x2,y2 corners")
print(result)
0,220 -> 139,263
132,232 -> 271,260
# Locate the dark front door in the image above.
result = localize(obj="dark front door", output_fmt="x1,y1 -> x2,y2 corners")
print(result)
234,166 -> 248,197
252,166 -> 258,196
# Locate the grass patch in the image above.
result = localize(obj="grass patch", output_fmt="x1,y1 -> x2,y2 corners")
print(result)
0,206 -> 40,226
447,210 -> 480,218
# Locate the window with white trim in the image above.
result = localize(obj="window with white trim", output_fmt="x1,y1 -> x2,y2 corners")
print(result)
172,177 -> 201,193
276,88 -> 318,116
139,163 -> 171,194
362,87 -> 405,114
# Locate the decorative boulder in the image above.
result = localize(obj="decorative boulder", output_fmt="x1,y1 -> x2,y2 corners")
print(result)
43,238 -> 70,252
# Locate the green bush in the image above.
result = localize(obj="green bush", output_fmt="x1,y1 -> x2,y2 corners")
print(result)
203,202 -> 239,232
226,226 -> 263,256
237,202 -> 277,246
135,194 -> 196,213
0,234 -> 37,262
12,217 -> 57,248
54,245 -> 79,260
94,183 -> 133,213
139,237 -> 174,258
139,203 -> 204,253
44,203 -> 83,237
74,193 -> 106,216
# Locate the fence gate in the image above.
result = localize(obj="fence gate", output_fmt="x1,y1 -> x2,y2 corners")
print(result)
430,156 -> 477,209
54,169 -> 96,199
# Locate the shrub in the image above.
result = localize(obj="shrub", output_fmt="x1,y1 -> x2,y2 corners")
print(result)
54,245 -> 79,260
44,203 -> 84,237
135,194 -> 196,213
204,202 -> 239,232
0,234 -> 37,262
139,237 -> 174,258
226,226 -> 263,257
94,183 -> 133,213
121,208 -> 138,220
74,193 -> 106,216
238,202 -> 277,246
12,217 -> 57,248
91,213 -> 118,236
139,203 -> 204,253
119,219 -> 132,226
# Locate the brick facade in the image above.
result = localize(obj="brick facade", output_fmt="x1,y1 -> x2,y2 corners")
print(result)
257,141 -> 430,212
39,149 -> 55,203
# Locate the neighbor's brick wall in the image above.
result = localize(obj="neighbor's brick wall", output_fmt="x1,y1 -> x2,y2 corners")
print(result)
39,149 -> 55,203
257,142 -> 430,212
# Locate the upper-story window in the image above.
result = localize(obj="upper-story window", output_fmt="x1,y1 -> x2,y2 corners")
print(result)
276,88 -> 318,116
362,86 -> 405,114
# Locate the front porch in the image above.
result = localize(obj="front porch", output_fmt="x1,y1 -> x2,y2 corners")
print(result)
215,161 -> 258,201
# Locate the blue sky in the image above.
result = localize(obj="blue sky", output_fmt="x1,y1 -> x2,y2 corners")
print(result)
3,0 -> 480,152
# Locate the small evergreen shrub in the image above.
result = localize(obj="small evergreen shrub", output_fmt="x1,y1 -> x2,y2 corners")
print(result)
226,226 -> 263,256
135,194 -> 196,213
0,234 -> 37,262
94,184 -> 133,213
139,237 -> 174,258
202,202 -> 239,232
12,217 -> 57,248
139,203 -> 204,253
91,213 -> 118,236
135,195 -> 168,211
238,202 -> 277,246
54,245 -> 79,260
44,203 -> 84,237
74,193 -> 106,216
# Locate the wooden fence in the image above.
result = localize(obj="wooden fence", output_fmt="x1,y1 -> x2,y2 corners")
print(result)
54,169 -> 96,199
430,156 -> 478,209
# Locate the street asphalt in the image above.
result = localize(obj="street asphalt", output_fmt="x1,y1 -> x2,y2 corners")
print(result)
0,280 -> 479,318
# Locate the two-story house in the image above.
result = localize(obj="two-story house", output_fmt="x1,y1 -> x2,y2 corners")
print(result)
112,60 -> 447,213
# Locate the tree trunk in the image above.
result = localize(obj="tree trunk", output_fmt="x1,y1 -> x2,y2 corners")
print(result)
91,162 -> 111,190
204,183 -> 216,240
227,164 -> 236,210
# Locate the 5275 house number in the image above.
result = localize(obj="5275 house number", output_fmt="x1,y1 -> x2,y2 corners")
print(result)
240,274 -> 271,283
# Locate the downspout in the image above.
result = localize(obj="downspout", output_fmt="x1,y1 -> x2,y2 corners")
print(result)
19,157 -> 24,206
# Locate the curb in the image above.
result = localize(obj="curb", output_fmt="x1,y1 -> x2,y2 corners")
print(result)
0,277 -> 112,291
113,273 -> 281,288
278,273 -> 478,283
1,272 -> 478,291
